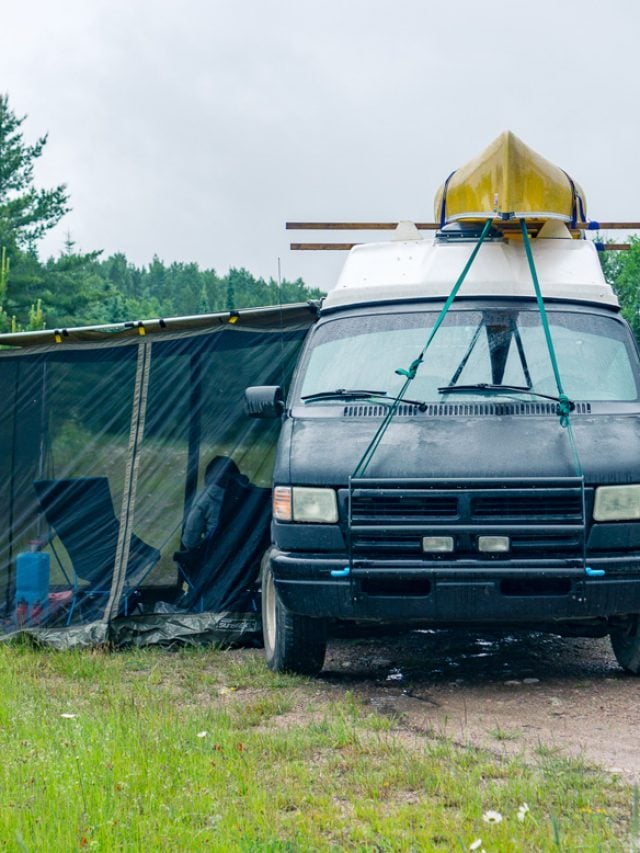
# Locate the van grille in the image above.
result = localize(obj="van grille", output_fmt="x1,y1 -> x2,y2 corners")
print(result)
349,490 -> 583,523
346,479 -> 589,562
351,493 -> 458,522
471,494 -> 583,520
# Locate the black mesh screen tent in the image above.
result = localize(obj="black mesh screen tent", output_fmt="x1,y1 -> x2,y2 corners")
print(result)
0,304 -> 317,648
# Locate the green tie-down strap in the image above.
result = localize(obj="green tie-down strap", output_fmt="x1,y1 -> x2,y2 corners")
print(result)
519,219 -> 571,425
395,356 -> 423,381
352,217 -> 494,479
519,219 -> 583,477
394,217 -> 494,383
557,394 -> 573,428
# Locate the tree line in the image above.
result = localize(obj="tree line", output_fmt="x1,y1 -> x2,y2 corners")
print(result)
600,243 -> 640,340
0,94 -> 322,334
1,245 -> 324,333
0,93 -> 638,335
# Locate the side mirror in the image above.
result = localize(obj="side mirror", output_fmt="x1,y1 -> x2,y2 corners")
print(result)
245,386 -> 285,419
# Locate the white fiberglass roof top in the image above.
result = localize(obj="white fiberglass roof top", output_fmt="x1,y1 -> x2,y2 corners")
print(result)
324,227 -> 618,311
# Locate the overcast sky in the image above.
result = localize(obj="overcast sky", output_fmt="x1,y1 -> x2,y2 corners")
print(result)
2,0 -> 639,292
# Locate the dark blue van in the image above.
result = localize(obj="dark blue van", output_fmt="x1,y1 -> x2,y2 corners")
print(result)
247,223 -> 640,675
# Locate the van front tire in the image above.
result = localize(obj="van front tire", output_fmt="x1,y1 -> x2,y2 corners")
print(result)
610,616 -> 640,674
261,555 -> 327,675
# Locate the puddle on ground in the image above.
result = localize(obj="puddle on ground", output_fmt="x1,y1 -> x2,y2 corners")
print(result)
324,628 -> 620,686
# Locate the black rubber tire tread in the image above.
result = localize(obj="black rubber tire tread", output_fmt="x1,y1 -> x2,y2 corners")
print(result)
610,616 -> 640,674
261,555 -> 327,676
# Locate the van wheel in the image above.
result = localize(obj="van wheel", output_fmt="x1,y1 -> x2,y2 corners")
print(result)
261,556 -> 327,675
610,616 -> 640,674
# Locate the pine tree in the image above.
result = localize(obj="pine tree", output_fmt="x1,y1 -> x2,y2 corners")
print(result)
0,94 -> 69,250
0,94 -> 71,330
603,237 -> 640,339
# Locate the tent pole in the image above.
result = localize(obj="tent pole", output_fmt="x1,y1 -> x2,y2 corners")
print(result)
177,352 -> 203,592
103,340 -> 151,625
5,362 -> 20,615
184,353 -> 203,516
36,363 -> 49,540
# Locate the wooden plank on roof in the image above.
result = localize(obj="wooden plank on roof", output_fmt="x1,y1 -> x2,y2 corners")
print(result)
287,221 -> 640,231
291,241 -> 633,251
290,242 -> 358,250
286,222 -> 440,230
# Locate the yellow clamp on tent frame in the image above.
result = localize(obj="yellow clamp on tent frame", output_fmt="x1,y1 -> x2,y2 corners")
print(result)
53,329 -> 68,344
137,322 -> 146,336
228,313 -> 239,324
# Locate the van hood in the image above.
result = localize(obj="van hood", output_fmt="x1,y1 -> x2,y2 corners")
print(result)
276,413 -> 640,486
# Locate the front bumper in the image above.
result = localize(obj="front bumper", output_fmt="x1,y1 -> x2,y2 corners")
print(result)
271,550 -> 640,624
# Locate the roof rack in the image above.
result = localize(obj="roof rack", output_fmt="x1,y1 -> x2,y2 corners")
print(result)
286,221 -> 639,252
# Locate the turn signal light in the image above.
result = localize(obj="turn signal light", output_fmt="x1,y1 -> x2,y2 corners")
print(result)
273,486 -> 292,522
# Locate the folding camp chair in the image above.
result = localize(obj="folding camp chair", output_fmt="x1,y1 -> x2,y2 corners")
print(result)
33,477 -> 161,622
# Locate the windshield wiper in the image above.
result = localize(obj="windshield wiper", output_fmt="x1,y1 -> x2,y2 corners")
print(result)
302,389 -> 389,402
302,389 -> 428,410
437,383 -> 575,409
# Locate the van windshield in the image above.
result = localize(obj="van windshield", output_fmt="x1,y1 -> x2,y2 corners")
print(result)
298,308 -> 639,403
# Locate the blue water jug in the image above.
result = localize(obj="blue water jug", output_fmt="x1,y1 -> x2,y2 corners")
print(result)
15,541 -> 50,625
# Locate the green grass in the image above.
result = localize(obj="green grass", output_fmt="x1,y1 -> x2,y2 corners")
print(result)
489,724 -> 523,742
0,643 -> 634,851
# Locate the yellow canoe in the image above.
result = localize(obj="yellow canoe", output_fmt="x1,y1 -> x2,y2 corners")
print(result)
434,130 -> 587,227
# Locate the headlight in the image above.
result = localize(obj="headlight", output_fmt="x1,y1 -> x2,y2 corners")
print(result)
593,485 -> 640,521
273,486 -> 339,523
294,487 -> 338,523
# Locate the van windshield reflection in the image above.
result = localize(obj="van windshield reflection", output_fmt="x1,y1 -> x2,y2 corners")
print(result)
297,308 -> 639,403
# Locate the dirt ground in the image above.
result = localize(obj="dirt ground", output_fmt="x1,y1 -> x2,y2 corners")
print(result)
310,629 -> 640,783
